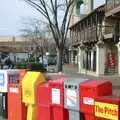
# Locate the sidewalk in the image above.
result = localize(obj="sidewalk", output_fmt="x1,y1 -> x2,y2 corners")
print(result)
47,64 -> 120,96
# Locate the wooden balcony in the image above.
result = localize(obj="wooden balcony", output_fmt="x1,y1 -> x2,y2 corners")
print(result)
70,24 -> 119,44
71,27 -> 97,44
103,25 -> 119,42
106,0 -> 120,17
80,30 -> 85,41
84,27 -> 97,42
91,27 -> 97,42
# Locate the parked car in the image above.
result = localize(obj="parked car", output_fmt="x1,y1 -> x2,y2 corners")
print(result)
39,55 -> 56,66
48,56 -> 56,65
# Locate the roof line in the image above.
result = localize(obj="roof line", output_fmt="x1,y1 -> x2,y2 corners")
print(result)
69,4 -> 105,29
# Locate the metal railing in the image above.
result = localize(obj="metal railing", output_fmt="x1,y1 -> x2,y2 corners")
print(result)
70,24 -> 120,44
70,27 -> 97,43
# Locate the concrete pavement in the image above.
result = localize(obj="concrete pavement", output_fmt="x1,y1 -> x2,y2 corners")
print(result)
47,64 -> 120,96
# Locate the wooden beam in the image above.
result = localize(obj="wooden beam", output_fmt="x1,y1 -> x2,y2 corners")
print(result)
105,5 -> 120,17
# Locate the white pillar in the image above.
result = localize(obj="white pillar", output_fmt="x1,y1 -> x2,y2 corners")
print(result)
69,51 -> 71,63
96,43 -> 105,76
117,41 -> 120,75
75,50 -> 78,64
91,50 -> 94,71
71,50 -> 74,64
78,47 -> 84,73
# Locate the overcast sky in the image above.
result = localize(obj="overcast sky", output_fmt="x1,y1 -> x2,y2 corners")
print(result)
0,0 -> 105,36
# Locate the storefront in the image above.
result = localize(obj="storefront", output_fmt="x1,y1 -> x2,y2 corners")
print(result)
69,4 -> 120,76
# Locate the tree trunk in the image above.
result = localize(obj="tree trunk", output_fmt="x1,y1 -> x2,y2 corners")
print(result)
56,48 -> 63,72
65,48 -> 69,63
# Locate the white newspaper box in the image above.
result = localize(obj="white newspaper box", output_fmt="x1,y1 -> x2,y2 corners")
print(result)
0,69 -> 19,119
64,79 -> 88,120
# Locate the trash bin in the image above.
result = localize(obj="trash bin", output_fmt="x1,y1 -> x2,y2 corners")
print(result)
36,82 -> 52,120
95,96 -> 120,120
49,77 -> 69,120
64,78 -> 88,120
8,69 -> 27,120
0,69 -> 20,119
22,71 -> 46,120
80,80 -> 112,120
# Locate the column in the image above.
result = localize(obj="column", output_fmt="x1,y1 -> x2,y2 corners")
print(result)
117,40 -> 120,75
78,46 -> 84,73
69,51 -> 71,63
71,50 -> 74,64
69,46 -> 74,64
91,50 -> 94,71
96,42 -> 105,76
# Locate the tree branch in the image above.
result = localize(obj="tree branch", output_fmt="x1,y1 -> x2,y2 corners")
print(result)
23,0 -> 74,50
24,0 -> 48,19
60,0 -> 74,46
63,2 -> 75,45
41,0 -> 60,48
61,0 -> 74,31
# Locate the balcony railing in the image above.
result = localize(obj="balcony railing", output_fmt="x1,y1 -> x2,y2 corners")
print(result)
71,27 -> 97,43
84,27 -> 97,42
106,0 -> 120,12
80,30 -> 85,41
70,24 -> 120,44
91,27 -> 97,41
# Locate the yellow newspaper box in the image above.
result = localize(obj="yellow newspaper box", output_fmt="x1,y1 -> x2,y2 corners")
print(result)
22,71 -> 46,120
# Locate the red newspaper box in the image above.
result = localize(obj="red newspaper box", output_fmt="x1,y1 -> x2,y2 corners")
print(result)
8,69 -> 27,120
49,78 -> 69,120
95,96 -> 120,120
80,80 -> 112,120
36,82 -> 52,120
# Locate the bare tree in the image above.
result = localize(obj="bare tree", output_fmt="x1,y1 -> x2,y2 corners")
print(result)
20,18 -> 47,61
21,0 -> 75,72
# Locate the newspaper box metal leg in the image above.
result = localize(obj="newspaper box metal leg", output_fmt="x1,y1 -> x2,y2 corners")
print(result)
1,93 -> 8,119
